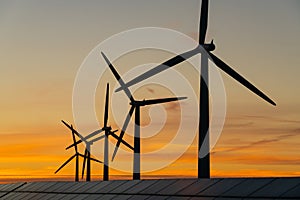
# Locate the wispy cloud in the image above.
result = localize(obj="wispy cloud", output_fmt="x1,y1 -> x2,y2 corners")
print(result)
243,115 -> 300,124
213,133 -> 297,154
146,87 -> 155,94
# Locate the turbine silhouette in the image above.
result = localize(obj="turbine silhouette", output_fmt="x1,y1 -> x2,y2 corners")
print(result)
55,124 -> 101,182
61,120 -> 103,181
65,83 -> 133,181
101,52 -> 187,180
114,0 -> 276,178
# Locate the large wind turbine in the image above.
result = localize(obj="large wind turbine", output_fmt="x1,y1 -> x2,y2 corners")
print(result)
114,0 -> 276,178
101,52 -> 187,180
55,124 -> 101,181
61,120 -> 103,181
65,83 -> 133,181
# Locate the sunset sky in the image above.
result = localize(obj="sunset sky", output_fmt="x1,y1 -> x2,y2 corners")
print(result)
0,0 -> 300,183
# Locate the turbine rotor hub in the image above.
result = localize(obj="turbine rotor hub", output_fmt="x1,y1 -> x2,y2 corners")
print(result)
201,42 -> 215,52
103,126 -> 112,131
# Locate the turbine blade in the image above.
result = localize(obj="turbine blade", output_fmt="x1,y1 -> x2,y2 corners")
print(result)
61,120 -> 86,142
90,157 -> 103,163
66,139 -> 83,150
199,0 -> 209,44
71,125 -> 78,153
142,97 -> 187,106
66,128 -> 104,150
208,52 -> 276,106
85,129 -> 104,141
54,154 -> 76,174
111,105 -> 135,161
89,134 -> 106,144
81,149 -> 87,179
109,131 -> 134,151
104,83 -> 109,127
101,52 -> 135,102
115,48 -> 200,92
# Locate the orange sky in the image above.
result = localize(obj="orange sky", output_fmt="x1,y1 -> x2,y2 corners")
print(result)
0,0 -> 300,183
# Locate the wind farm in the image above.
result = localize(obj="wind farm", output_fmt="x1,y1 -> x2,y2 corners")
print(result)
0,0 -> 299,199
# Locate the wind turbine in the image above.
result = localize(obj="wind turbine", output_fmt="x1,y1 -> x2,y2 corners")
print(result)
101,52 -> 187,180
65,83 -> 134,181
61,120 -> 103,181
114,0 -> 276,178
55,124 -> 101,181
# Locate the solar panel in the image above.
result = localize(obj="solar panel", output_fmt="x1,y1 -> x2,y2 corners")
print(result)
126,179 -> 158,194
0,184 -> 8,191
111,194 -> 132,200
199,178 -> 246,196
249,178 -> 300,198
71,194 -> 91,200
0,192 -> 8,198
222,178 -> 274,197
165,196 -> 191,200
73,181 -> 104,193
0,184 -> 11,191
43,182 -> 74,193
20,192 -> 42,200
99,194 -> 117,199
139,179 -> 177,194
189,197 -> 214,200
177,178 -> 221,195
96,180 -> 128,193
146,195 -> 169,200
28,192 -> 50,199
109,180 -> 141,193
26,192 -> 50,199
32,182 -> 57,192
15,182 -> 37,191
52,182 -> 77,193
85,181 -> 112,193
1,192 -> 24,200
128,195 -> 151,200
53,193 -> 78,200
157,179 -> 197,195
81,194 -> 104,200
0,178 -> 299,199
283,183 -> 300,198
64,182 -> 89,193
0,182 -> 25,192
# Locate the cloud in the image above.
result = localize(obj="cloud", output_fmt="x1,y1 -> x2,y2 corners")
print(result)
146,87 -> 155,94
226,122 -> 254,128
243,115 -> 300,124
221,155 -> 300,166
165,101 -> 187,111
213,133 -> 297,154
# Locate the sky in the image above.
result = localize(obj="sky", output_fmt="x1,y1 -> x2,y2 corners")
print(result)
0,0 -> 300,183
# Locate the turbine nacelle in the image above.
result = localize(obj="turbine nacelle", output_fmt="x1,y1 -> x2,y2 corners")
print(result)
200,40 -> 215,52
129,100 -> 146,107
196,40 -> 216,53
102,126 -> 112,132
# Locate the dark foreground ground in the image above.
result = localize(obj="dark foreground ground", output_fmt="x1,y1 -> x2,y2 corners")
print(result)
0,178 -> 299,199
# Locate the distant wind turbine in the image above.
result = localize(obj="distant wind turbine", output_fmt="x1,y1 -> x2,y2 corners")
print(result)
55,124 -> 101,182
101,52 -> 187,180
65,83 -> 133,181
114,0 -> 276,178
61,120 -> 103,181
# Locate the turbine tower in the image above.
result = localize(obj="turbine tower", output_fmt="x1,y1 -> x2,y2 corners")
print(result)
65,83 -> 133,181
114,0 -> 276,178
101,52 -> 187,180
